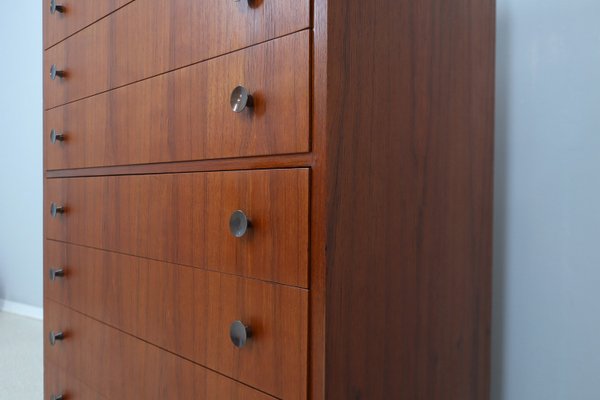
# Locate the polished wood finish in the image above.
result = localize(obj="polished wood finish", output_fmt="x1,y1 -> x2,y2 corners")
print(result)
46,169 -> 309,287
45,240 -> 308,399
43,0 -> 495,397
318,0 -> 496,398
45,31 -> 309,170
43,0 -> 133,49
45,364 -> 107,400
45,153 -> 313,179
43,0 -> 310,108
44,301 -> 277,400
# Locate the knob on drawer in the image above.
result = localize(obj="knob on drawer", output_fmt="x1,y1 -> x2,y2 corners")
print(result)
229,210 -> 251,237
50,0 -> 65,14
230,86 -> 254,113
230,320 -> 252,348
50,129 -> 65,144
49,331 -> 65,345
50,202 -> 65,218
50,394 -> 64,400
50,64 -> 66,80
49,268 -> 65,281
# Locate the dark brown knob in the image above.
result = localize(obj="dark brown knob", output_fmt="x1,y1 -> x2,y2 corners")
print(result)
50,0 -> 65,14
49,268 -> 65,281
229,210 -> 250,237
50,394 -> 64,400
50,64 -> 66,80
49,331 -> 64,345
230,86 -> 254,113
50,202 -> 65,218
230,321 -> 251,348
50,129 -> 65,144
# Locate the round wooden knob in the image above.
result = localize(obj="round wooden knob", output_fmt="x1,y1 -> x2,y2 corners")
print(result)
229,210 -> 250,237
50,202 -> 65,218
230,321 -> 252,348
50,0 -> 65,14
230,86 -> 254,113
50,64 -> 66,80
50,129 -> 65,144
49,330 -> 65,345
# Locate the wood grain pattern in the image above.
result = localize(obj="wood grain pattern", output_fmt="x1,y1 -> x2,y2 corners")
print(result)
44,153 -> 313,179
320,0 -> 496,398
45,169 -> 309,287
45,364 -> 107,400
44,301 -> 278,400
43,0 -> 133,49
45,240 -> 308,399
43,0 -> 310,108
45,31 -> 309,170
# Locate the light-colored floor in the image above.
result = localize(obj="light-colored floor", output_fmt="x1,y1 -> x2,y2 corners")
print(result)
0,311 -> 43,398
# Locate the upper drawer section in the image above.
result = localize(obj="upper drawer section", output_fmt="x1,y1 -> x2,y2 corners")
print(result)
45,32 -> 309,170
45,169 -> 309,287
43,0 -> 133,49
44,0 -> 310,108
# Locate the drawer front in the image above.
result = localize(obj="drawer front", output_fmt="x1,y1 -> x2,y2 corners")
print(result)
44,0 -> 310,108
44,301 -> 278,400
45,364 -> 106,400
45,241 -> 308,399
43,0 -> 132,49
45,31 -> 309,170
45,169 -> 309,287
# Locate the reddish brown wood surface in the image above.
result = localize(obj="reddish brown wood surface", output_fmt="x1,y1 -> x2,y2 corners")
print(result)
44,153 -> 313,179
44,31 -> 309,170
45,169 -> 309,287
320,0 -> 495,398
45,241 -> 308,399
45,364 -> 106,400
43,0 -> 133,49
44,301 -> 278,399
43,0 -> 310,108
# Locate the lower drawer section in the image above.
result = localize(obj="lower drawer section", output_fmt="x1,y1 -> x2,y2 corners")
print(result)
44,301 -> 277,400
45,364 -> 106,400
45,241 -> 308,399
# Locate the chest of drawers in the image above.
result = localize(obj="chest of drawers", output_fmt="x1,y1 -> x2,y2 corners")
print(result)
43,0 -> 495,399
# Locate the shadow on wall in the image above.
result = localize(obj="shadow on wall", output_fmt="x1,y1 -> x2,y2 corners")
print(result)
491,6 -> 509,400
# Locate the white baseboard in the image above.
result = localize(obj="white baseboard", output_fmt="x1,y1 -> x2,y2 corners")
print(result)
0,299 -> 43,320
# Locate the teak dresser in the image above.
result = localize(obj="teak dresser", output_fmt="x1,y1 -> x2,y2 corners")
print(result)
43,0 -> 495,399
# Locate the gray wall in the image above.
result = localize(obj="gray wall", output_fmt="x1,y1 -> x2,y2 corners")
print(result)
0,2 -> 43,307
493,0 -> 600,399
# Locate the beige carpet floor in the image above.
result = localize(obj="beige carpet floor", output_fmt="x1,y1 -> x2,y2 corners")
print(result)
0,311 -> 43,398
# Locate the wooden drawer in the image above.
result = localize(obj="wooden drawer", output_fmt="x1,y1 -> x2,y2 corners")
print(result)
45,364 -> 106,400
45,31 -> 309,170
44,0 -> 310,108
45,241 -> 308,399
45,169 -> 309,287
44,301 -> 278,400
43,0 -> 133,49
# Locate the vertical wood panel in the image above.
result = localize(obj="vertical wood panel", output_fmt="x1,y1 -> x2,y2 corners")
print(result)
322,0 -> 495,398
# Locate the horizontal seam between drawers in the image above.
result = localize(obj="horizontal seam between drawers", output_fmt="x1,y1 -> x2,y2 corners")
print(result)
45,238 -> 310,291
45,298 -> 284,400
44,0 -> 137,51
44,153 -> 314,179
44,27 -> 311,112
